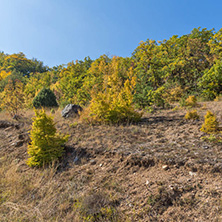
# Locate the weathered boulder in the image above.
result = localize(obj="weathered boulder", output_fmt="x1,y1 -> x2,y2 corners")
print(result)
61,104 -> 82,118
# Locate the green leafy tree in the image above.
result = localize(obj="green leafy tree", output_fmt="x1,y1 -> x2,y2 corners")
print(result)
198,60 -> 222,99
132,39 -> 166,108
27,109 -> 69,167
56,57 -> 93,106
208,28 -> 222,60
147,86 -> 167,109
1,52 -> 48,76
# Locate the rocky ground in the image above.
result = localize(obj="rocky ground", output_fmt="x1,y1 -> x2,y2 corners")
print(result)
0,101 -> 222,221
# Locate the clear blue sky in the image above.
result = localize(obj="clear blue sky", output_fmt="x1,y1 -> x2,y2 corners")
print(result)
1,0 -> 222,67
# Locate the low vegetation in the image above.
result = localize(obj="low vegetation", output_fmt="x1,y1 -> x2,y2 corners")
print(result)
185,95 -> 198,107
184,109 -> 200,120
200,111 -> 219,133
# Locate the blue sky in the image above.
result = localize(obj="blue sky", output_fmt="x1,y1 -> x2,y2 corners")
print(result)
0,0 -> 222,67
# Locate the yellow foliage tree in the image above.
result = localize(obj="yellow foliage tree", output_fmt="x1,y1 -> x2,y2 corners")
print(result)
0,79 -> 25,116
0,70 -> 11,81
81,57 -> 141,124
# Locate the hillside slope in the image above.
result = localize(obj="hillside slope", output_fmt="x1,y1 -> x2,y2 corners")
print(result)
0,101 -> 222,221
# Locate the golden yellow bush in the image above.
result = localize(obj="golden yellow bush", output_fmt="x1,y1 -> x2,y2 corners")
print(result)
184,110 -> 200,120
167,86 -> 185,102
185,95 -> 197,107
200,111 -> 219,134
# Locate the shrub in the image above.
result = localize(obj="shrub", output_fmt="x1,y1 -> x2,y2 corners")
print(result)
81,90 -> 142,124
179,97 -> 186,107
73,192 -> 120,221
32,88 -> 58,108
214,95 -> 222,101
50,108 -> 55,114
185,110 -> 200,120
201,134 -> 222,143
185,95 -> 197,107
200,111 -> 219,134
27,109 -> 69,167
166,85 -> 185,102
147,86 -> 167,109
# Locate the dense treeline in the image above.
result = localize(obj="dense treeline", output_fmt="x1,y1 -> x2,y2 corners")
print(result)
0,28 -> 222,122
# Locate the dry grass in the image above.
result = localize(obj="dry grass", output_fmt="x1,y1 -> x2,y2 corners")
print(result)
0,101 -> 222,221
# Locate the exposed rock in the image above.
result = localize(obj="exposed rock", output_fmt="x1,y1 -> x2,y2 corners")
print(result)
162,165 -> 169,170
61,104 -> 82,118
189,171 -> 197,176
90,159 -> 97,165
74,156 -> 79,163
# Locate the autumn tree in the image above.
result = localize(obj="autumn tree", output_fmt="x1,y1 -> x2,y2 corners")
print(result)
0,79 -> 25,116
56,57 -> 93,106
1,52 -> 48,76
81,57 -> 141,124
208,28 -> 222,61
198,60 -> 222,99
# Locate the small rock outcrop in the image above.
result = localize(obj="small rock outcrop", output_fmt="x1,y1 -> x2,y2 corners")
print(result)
61,104 -> 82,118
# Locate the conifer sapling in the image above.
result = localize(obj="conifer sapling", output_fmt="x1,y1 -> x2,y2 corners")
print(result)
27,109 -> 69,167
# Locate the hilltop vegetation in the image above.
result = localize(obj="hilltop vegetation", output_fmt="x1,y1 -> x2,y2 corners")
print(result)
0,27 -> 222,119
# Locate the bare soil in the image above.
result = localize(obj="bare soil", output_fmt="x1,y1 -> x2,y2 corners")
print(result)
0,102 -> 222,221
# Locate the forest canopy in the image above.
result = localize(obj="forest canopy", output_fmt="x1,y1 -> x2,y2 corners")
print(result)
0,27 -> 222,117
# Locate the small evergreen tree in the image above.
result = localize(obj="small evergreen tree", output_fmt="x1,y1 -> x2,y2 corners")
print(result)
32,88 -> 58,108
27,109 -> 69,167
